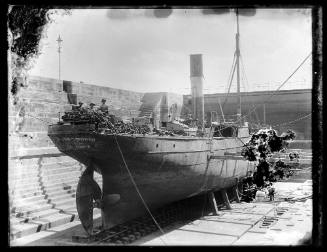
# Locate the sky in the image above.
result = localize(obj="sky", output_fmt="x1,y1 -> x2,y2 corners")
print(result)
28,8 -> 312,95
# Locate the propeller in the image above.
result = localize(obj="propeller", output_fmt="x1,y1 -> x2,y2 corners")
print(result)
76,162 -> 120,235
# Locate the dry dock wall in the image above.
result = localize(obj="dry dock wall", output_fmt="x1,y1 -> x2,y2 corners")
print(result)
183,89 -> 312,139
8,76 -> 144,240
62,80 -> 143,119
9,76 -> 144,149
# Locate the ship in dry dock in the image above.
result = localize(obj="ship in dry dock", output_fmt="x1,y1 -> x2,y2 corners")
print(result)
48,10 -> 256,235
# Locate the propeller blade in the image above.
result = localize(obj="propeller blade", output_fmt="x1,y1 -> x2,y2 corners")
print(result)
76,194 -> 93,235
76,170 -> 103,235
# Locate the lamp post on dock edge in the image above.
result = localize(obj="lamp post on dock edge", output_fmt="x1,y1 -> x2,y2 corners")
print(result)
56,35 -> 63,81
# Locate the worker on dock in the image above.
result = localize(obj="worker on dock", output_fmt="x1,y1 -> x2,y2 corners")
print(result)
267,182 -> 275,201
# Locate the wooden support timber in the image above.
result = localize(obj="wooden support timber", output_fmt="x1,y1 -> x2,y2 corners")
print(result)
208,191 -> 220,215
233,185 -> 241,203
220,189 -> 232,210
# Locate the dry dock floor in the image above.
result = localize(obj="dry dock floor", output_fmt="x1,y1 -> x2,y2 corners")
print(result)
11,180 -> 312,246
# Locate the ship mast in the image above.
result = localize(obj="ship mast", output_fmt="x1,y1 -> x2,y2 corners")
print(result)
235,9 -> 242,119
222,9 -> 242,122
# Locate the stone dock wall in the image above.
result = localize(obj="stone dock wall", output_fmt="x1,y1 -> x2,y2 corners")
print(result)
8,76 -> 144,240
183,89 -> 312,139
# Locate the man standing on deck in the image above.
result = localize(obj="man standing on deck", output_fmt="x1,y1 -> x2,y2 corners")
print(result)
73,101 -> 88,112
89,102 -> 96,111
99,98 -> 109,114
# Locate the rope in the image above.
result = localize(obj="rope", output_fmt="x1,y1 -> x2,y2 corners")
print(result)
225,52 -> 237,93
217,97 -> 225,122
216,52 -> 312,133
240,55 -> 249,91
23,112 -> 53,124
272,113 -> 312,127
237,52 -> 312,124
113,134 -> 167,245
240,55 -> 261,125
222,52 -> 237,108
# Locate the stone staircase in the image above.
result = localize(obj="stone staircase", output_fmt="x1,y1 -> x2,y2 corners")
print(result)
138,92 -> 164,118
138,104 -> 154,117
9,154 -> 103,240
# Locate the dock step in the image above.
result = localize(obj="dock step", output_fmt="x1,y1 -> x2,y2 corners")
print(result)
10,213 -> 74,240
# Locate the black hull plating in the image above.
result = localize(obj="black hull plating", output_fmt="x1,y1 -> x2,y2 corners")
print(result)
48,124 -> 255,228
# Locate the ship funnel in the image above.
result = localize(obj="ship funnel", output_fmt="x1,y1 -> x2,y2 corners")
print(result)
190,54 -> 205,128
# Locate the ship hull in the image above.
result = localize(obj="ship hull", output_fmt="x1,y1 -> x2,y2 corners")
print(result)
48,124 -> 255,228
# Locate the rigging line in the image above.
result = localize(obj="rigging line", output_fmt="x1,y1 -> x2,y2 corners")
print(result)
113,134 -> 167,245
217,98 -> 225,122
240,55 -> 250,91
238,52 -> 312,123
236,135 -> 247,146
240,55 -> 261,125
222,53 -> 237,108
219,52 -> 312,132
229,52 -> 237,88
224,52 -> 237,93
272,113 -> 312,127
239,56 -> 246,90
240,65 -> 246,91
222,61 -> 237,107
24,112 -> 53,124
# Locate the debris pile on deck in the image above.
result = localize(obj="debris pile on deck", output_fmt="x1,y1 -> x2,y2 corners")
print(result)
61,109 -> 200,136
62,110 -> 152,134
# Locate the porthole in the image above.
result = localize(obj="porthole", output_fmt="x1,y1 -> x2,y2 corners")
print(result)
156,144 -> 159,148
173,144 -> 176,148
